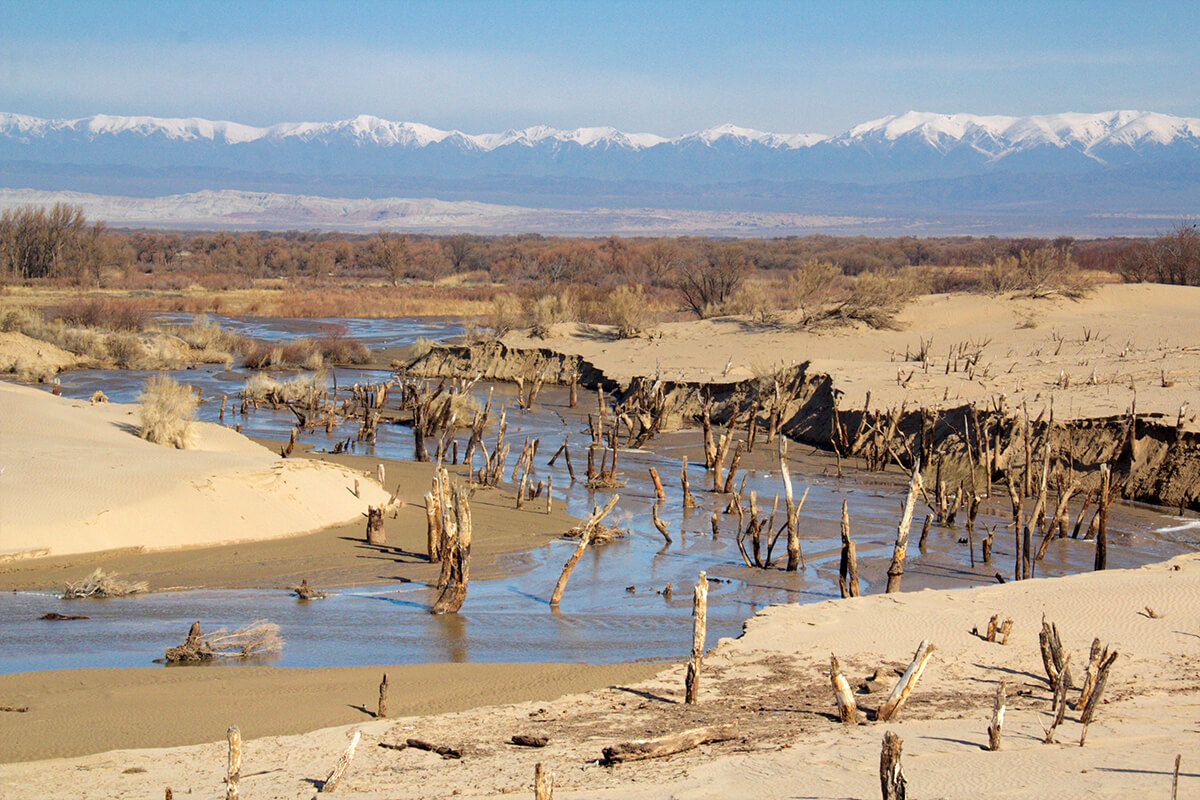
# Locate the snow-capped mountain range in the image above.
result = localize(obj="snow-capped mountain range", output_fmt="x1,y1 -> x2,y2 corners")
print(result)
2,110 -> 1196,234
3,109 -> 1197,157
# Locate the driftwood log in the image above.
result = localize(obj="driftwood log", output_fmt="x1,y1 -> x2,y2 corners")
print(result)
320,730 -> 361,792
406,738 -> 462,759
602,724 -> 738,764
511,734 -> 549,748
377,673 -> 388,719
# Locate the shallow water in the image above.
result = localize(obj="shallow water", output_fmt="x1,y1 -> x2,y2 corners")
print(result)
4,315 -> 1196,673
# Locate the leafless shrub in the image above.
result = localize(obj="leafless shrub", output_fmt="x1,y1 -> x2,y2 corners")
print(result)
138,374 -> 199,449
62,568 -> 148,598
784,259 -> 840,322
1118,221 -> 1200,286
832,272 -> 918,329
675,244 -> 748,318
56,296 -> 147,331
980,248 -> 1093,298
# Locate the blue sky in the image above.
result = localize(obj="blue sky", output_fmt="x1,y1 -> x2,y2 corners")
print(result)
1,0 -> 1196,135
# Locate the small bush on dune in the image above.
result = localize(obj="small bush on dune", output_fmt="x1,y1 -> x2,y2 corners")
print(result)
979,248 -> 1094,298
784,259 -> 840,321
530,292 -> 575,338
832,271 -> 919,330
138,374 -> 199,449
605,284 -> 651,338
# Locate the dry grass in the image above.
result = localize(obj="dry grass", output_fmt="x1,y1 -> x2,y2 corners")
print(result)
204,620 -> 283,659
490,293 -> 525,336
530,292 -> 575,339
243,372 -> 327,406
138,374 -> 199,449
563,522 -> 627,544
62,568 -> 148,599
605,284 -> 651,338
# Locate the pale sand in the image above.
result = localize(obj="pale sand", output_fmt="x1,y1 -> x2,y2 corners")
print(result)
3,554 -> 1197,797
509,283 -> 1200,430
0,381 -> 390,558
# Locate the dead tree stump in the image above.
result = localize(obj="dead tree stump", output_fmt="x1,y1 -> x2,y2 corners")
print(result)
880,730 -> 907,800
685,571 -> 708,704
830,653 -> 858,724
365,506 -> 385,546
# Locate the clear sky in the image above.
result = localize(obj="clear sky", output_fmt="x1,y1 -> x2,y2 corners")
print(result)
1,0 -> 1196,135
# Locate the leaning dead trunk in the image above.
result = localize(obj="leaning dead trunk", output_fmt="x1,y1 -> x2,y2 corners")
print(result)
886,464 -> 923,594
876,640 -> 935,722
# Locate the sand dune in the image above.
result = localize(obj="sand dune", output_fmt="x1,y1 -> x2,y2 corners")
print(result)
0,382 -> 390,558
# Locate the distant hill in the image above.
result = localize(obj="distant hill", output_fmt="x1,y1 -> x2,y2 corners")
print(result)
2,110 -> 1196,234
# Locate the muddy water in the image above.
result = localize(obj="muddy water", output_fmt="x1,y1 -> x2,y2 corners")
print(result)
3,316 -> 1196,673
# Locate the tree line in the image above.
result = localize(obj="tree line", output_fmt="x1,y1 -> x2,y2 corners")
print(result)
2,204 -> 1197,294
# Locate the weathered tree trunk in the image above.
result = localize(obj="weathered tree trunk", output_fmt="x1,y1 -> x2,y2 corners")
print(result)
830,653 -> 858,724
839,500 -> 860,598
685,571 -> 708,704
651,501 -> 672,544
880,730 -> 907,800
648,467 -> 665,502
320,730 -> 361,792
681,457 -> 695,508
1079,650 -> 1118,746
550,496 -> 619,607
780,441 -> 801,571
534,762 -> 553,800
1095,463 -> 1111,570
887,465 -> 923,593
377,673 -> 388,719
876,640 -> 935,722
432,487 -> 472,614
365,506 -> 385,546
226,726 -> 241,800
987,681 -> 1006,751
424,489 -> 441,563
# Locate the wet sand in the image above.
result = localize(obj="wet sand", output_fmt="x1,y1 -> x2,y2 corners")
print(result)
0,660 -> 663,763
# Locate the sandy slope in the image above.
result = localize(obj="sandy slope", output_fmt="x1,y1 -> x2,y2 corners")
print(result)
0,382 -> 390,557
509,283 -> 1200,430
2,553 -> 1196,797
